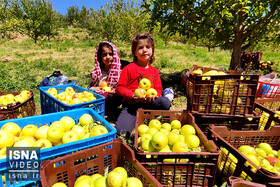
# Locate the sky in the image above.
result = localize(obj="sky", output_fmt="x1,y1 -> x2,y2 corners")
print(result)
51,0 -> 108,15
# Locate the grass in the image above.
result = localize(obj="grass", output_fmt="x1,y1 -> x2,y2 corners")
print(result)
0,28 -> 279,113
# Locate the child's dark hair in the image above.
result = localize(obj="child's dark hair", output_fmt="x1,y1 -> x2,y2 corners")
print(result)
131,32 -> 155,64
97,42 -> 113,69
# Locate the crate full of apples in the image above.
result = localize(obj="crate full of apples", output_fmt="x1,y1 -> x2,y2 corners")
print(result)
39,83 -> 105,117
134,109 -> 220,187
184,65 -> 259,116
0,90 -> 36,120
0,108 -> 116,187
40,138 -> 162,187
207,125 -> 280,186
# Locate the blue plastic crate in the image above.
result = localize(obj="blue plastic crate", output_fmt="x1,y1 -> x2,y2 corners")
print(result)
0,108 -> 116,187
39,84 -> 105,117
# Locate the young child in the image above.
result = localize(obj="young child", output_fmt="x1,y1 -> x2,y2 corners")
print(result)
115,32 -> 171,135
89,41 -> 124,120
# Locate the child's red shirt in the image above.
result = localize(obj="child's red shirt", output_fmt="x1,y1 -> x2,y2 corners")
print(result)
116,62 -> 162,100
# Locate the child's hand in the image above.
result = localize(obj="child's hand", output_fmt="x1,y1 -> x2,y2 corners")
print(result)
95,87 -> 102,91
146,96 -> 157,102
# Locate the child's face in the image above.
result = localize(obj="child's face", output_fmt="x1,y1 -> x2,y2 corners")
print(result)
134,38 -> 153,63
101,46 -> 113,67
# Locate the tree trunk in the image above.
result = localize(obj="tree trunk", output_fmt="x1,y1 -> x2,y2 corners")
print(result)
230,38 -> 243,71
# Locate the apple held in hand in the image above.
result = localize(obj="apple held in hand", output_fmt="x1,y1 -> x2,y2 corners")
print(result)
99,80 -> 108,88
134,88 -> 146,98
139,78 -> 151,90
102,86 -> 112,92
146,88 -> 157,97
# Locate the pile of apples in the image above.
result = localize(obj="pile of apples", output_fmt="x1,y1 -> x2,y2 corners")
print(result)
134,78 -> 158,98
51,166 -> 143,187
46,86 -> 97,105
218,143 -> 280,176
98,80 -> 113,92
0,113 -> 109,159
137,118 -> 202,157
0,90 -> 31,109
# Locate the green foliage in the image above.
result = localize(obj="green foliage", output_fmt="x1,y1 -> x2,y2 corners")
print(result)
143,0 -> 280,70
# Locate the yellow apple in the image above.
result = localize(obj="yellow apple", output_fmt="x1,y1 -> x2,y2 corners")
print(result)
146,88 -> 157,97
60,116 -> 75,132
137,124 -> 150,137
172,142 -> 188,152
102,86 -> 112,92
180,124 -> 196,136
13,139 -> 35,147
18,136 -> 37,145
99,80 -> 108,88
161,123 -> 171,132
141,139 -> 155,152
146,127 -> 158,137
185,134 -> 200,149
112,167 -> 128,181
0,130 -> 14,148
89,125 -> 108,137
82,133 -> 90,139
70,98 -> 80,105
5,94 -> 14,102
167,132 -> 181,146
51,182 -> 67,187
79,114 -> 93,127
1,122 -> 21,136
21,124 -> 38,137
47,126 -> 64,143
35,138 -> 52,149
50,121 -> 65,132
107,170 -> 126,187
71,125 -> 86,139
75,175 -> 94,186
65,86 -> 75,93
170,119 -> 181,130
148,119 -> 161,130
35,125 -> 50,140
94,176 -> 107,187
123,177 -> 143,187
57,92 -> 66,101
151,132 -> 168,150
134,88 -> 146,98
20,90 -> 31,98
91,173 -> 103,183
62,131 -> 79,144
139,78 -> 151,90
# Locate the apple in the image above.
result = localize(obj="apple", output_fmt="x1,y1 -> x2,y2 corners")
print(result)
85,92 -> 96,101
89,125 -> 108,137
14,94 -> 26,103
141,139 -> 155,152
21,124 -> 38,137
79,114 -> 93,127
51,182 -> 67,187
99,80 -> 108,88
146,88 -> 157,97
65,86 -> 75,93
180,124 -> 196,136
72,93 -> 81,100
47,126 -> 64,143
20,90 -> 31,98
123,177 -> 143,187
5,94 -> 14,102
134,88 -> 146,98
158,145 -> 172,152
172,142 -> 188,152
94,176 -> 107,187
258,143 -> 273,155
82,132 -> 90,139
0,148 -> 7,159
161,123 -> 171,132
179,135 -> 185,142
62,131 -> 79,144
1,122 -> 21,136
167,132 -> 181,146
139,133 -> 152,146
107,170 -> 126,187
139,78 -> 151,90
170,119 -> 181,130
35,138 -> 52,149
60,116 -> 76,131
18,136 -> 37,145
0,130 -> 14,148
91,173 -> 103,183
137,124 -> 149,137
47,88 -> 57,96
71,125 -> 86,139
75,175 -> 94,186
74,178 -> 93,187
35,126 -> 50,140
50,121 -> 65,132
57,92 -> 66,101
102,86 -> 112,92
185,134 -> 200,149
70,98 -> 80,105
146,127 -> 158,136
238,145 -> 255,154
151,132 -> 168,150
52,141 -> 63,146
148,119 -> 161,130
113,167 -> 128,181
13,139 -> 35,147
255,148 -> 267,157
80,97 -> 89,103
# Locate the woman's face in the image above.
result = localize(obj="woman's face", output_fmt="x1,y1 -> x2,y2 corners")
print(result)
101,46 -> 113,68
